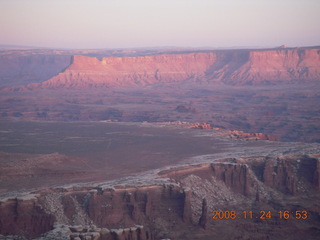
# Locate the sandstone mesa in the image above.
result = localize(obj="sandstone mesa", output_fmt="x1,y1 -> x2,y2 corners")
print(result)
3,47 -> 320,90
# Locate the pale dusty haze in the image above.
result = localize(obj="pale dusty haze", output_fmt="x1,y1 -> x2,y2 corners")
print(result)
0,0 -> 319,49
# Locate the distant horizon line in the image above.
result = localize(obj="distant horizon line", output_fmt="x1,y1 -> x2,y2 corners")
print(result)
1,43 -> 320,51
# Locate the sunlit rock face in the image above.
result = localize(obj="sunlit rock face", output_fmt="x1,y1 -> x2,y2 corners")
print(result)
1,47 -> 320,143
4,47 -> 319,90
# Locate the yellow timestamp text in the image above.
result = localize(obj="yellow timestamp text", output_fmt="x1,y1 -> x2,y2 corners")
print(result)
211,210 -> 308,220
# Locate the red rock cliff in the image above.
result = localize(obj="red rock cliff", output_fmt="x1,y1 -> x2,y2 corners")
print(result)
8,47 -> 320,90
225,48 -> 320,85
27,53 -> 216,89
0,184 -> 191,239
0,154 -> 319,239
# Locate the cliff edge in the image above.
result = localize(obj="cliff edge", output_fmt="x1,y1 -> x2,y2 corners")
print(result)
5,47 -> 320,90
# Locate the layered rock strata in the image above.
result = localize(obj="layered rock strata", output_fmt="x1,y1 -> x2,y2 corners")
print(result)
0,154 -> 319,239
4,47 -> 320,90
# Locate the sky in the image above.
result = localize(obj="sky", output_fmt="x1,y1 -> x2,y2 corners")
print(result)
0,0 -> 319,49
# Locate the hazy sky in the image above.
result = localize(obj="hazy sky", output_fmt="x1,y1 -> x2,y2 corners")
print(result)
1,0 -> 319,49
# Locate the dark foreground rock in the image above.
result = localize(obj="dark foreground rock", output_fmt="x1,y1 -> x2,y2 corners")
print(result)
0,154 -> 319,240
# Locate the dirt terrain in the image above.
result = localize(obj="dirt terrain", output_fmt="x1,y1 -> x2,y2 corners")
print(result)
1,82 -> 319,142
0,120 -> 301,195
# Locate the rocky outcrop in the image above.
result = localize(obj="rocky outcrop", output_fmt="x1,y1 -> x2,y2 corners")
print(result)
161,154 -> 320,200
226,130 -> 279,141
0,224 -> 147,240
188,122 -> 212,129
211,48 -> 320,85
0,154 -> 319,239
19,53 -> 216,89
0,197 -> 55,238
198,198 -> 207,229
262,155 -> 320,194
0,184 -> 189,239
210,163 -> 253,196
4,47 -> 320,90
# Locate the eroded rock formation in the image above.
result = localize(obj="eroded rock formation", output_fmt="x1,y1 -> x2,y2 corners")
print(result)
3,47 -> 320,90
0,154 -> 319,240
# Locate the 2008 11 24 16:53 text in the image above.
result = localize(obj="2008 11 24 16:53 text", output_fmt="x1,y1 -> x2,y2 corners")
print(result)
211,210 -> 308,220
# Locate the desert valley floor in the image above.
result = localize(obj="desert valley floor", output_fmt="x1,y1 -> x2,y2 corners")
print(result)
1,120 -> 318,195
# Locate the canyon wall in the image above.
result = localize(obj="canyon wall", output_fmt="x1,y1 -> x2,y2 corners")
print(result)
3,47 -> 320,90
214,48 -> 320,85
1,154 -> 319,240
0,184 -> 189,239
23,53 -> 217,89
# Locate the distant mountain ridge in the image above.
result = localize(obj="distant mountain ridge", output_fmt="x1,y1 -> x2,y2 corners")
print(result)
0,44 -> 51,50
3,47 -> 320,90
